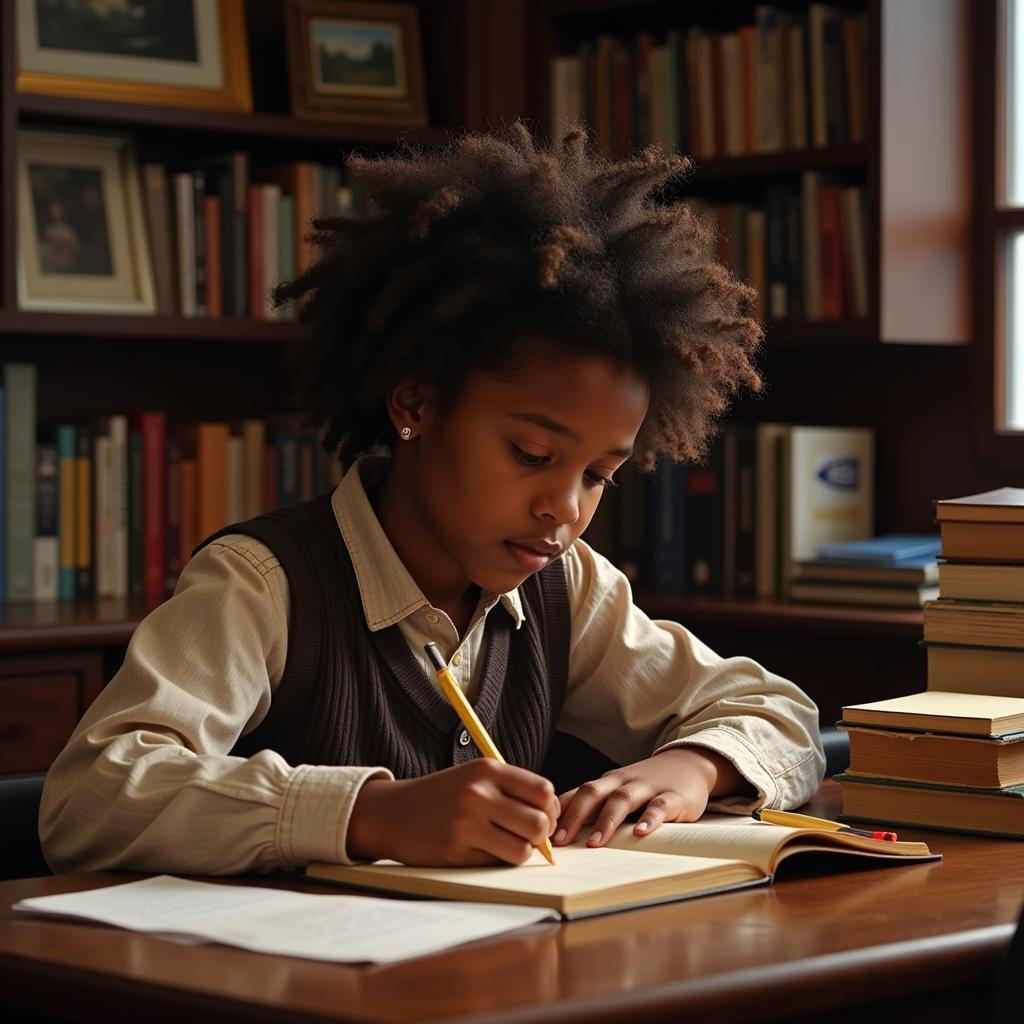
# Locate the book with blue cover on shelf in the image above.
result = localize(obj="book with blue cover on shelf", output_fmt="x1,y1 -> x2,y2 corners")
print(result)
816,534 -> 941,562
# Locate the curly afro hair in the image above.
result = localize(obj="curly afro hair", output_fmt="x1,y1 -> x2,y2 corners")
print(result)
275,120 -> 763,471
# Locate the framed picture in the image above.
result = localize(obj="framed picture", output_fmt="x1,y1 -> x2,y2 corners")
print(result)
285,0 -> 428,126
17,130 -> 156,315
15,0 -> 252,111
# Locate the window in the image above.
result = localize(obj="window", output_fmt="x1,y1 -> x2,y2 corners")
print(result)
988,1 -> 1024,448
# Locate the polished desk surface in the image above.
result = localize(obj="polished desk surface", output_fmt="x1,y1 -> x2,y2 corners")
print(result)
1,783 -> 1021,1024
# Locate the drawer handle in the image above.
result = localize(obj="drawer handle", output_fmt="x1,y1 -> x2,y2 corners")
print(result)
0,721 -> 31,742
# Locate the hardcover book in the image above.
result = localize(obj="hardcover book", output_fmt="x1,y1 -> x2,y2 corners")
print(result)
841,690 -> 1024,737
307,815 -> 935,920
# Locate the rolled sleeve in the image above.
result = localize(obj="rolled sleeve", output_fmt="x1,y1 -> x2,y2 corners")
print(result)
558,540 -> 825,812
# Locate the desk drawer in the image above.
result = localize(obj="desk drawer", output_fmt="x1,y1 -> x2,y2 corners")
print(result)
0,674 -> 80,774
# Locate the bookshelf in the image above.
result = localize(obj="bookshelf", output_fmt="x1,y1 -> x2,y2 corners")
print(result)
0,0 -> 996,773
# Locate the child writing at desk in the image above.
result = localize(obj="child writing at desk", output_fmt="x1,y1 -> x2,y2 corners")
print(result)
41,124 -> 824,874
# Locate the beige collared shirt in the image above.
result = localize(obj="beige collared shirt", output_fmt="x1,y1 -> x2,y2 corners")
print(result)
40,457 -> 824,875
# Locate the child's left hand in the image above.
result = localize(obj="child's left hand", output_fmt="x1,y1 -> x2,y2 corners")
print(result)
552,746 -> 745,847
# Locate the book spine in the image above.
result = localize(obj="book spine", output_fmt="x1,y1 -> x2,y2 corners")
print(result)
142,164 -> 177,315
278,194 -> 296,320
128,428 -> 143,598
801,170 -> 822,319
822,13 -> 848,144
56,424 -> 76,603
738,25 -> 757,154
179,458 -> 197,571
232,151 -> 250,318
108,416 -> 129,600
721,33 -> 743,156
192,169 -> 207,317
276,435 -> 300,507
248,182 -> 264,319
685,436 -> 725,595
733,426 -> 757,597
75,426 -> 93,599
227,433 -> 244,524
5,364 -> 35,602
818,183 -> 845,318
241,419 -> 266,519
784,191 -> 804,320
786,22 -> 808,149
808,4 -> 828,148
204,194 -> 222,319
93,434 -> 112,599
262,184 -> 281,318
765,185 -> 789,319
844,13 -> 867,143
166,437 -> 182,594
194,423 -> 230,540
649,457 -> 686,593
33,440 -> 59,602
172,172 -> 197,317
139,413 -> 167,600
746,207 -> 766,321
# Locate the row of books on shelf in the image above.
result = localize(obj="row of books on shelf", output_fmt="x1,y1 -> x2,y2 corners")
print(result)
689,176 -> 867,322
585,422 -> 876,600
0,363 -> 340,604
551,4 -> 866,159
836,487 -> 1024,839
141,154 -> 367,321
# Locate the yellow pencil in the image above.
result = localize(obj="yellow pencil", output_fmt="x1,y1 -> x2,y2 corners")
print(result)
424,641 -> 556,865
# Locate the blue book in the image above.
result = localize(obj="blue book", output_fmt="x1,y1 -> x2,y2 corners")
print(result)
816,534 -> 942,563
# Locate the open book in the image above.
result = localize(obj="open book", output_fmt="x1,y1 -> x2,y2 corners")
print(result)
306,814 -> 938,919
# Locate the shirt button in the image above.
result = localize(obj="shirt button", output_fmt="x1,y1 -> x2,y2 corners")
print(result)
425,611 -> 439,624
458,729 -> 471,746
452,652 -> 463,667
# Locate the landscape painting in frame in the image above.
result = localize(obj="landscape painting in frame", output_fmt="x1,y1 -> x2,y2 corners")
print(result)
286,1 -> 427,126
15,0 -> 252,111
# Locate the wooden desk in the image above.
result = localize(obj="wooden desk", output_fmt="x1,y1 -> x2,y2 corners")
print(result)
1,784 -> 1020,1024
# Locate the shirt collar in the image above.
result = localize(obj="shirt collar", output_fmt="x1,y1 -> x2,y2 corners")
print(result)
331,455 -> 526,632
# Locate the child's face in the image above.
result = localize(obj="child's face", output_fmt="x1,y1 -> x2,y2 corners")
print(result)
408,351 -> 649,595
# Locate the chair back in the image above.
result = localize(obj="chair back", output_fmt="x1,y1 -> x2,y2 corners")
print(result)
0,774 -> 50,880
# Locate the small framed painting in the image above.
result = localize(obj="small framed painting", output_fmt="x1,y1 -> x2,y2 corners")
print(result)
285,0 -> 428,126
17,130 -> 156,315
15,0 -> 252,111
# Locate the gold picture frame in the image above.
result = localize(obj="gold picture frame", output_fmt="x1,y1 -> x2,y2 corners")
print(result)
17,129 -> 156,315
15,0 -> 252,112
285,0 -> 428,126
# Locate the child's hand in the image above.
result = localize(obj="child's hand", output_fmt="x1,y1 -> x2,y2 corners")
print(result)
347,760 -> 560,866
553,747 -> 742,847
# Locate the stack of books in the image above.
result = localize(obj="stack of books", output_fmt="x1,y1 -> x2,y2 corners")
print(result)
836,487 -> 1024,837
836,691 -> 1024,838
788,534 -> 941,607
927,487 -> 1024,694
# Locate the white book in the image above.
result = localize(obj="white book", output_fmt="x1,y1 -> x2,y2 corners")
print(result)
261,183 -> 281,319
781,426 -> 875,595
801,170 -> 822,319
227,434 -> 244,525
93,434 -> 113,598
840,186 -> 868,317
171,171 -> 196,318
786,23 -> 808,149
33,536 -> 57,601
550,55 -> 583,136
95,415 -> 129,599
721,33 -> 744,156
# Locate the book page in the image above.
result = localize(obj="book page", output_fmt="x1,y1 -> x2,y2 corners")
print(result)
13,875 -> 557,964
333,845 -> 754,898
604,815 -> 798,875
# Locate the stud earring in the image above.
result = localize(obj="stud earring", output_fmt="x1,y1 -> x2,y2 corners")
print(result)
400,426 -> 413,440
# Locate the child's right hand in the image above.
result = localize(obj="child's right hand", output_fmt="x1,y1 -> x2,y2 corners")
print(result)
346,759 -> 560,866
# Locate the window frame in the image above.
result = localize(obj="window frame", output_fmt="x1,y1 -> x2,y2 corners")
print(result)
977,0 -> 1024,466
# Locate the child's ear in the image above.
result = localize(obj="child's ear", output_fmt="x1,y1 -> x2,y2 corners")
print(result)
386,378 -> 434,441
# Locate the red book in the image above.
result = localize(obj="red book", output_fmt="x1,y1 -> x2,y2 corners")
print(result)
204,194 -> 222,319
818,184 -> 845,318
248,182 -> 263,319
130,412 -> 167,600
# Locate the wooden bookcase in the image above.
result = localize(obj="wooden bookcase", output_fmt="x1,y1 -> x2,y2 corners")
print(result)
0,0 -> 1000,772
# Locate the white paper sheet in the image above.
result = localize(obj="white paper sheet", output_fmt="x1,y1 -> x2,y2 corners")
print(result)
12,875 -> 557,964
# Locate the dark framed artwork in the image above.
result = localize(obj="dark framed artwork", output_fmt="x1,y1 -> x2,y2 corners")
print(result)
285,0 -> 428,126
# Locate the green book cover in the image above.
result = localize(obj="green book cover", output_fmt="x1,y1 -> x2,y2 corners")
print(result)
5,363 -> 36,602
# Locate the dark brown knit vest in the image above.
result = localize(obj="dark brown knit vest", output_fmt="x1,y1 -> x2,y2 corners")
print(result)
195,494 -> 571,778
